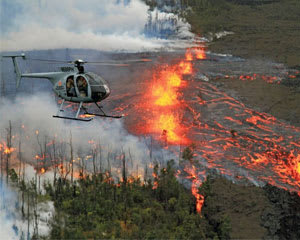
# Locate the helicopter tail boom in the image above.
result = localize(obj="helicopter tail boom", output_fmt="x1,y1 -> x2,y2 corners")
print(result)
3,54 -> 25,88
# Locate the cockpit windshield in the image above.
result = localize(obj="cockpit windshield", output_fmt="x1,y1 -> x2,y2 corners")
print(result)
86,72 -> 108,86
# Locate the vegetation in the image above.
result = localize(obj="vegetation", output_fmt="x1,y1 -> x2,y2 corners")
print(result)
184,0 -> 300,67
42,160 -> 230,239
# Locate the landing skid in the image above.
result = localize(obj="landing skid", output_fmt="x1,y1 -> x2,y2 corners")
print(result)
53,115 -> 92,122
83,112 -> 123,119
53,99 -> 123,121
83,102 -> 123,119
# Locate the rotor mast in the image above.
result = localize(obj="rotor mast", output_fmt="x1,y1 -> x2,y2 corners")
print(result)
74,59 -> 85,73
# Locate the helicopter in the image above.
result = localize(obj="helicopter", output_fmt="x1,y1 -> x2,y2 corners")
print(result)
4,53 -> 150,121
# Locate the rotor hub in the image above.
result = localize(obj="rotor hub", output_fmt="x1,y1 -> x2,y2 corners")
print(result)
74,59 -> 85,73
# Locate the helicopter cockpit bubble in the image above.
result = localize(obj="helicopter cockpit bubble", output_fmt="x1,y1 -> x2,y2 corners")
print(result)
85,72 -> 110,101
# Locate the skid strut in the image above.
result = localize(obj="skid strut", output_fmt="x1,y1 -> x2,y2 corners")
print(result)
83,102 -> 123,119
53,100 -> 93,122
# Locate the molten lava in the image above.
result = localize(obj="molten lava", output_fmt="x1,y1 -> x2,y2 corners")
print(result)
118,46 -> 300,214
133,50 -> 195,146
194,47 -> 206,60
185,165 -> 205,213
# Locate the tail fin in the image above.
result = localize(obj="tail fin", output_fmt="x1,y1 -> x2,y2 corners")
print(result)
3,53 -> 25,88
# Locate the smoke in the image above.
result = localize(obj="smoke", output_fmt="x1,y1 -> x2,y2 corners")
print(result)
0,0 -> 195,52
0,92 -> 175,175
0,182 -> 26,239
0,180 -> 55,239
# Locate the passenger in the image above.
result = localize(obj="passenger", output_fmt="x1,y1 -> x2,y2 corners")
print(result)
67,77 -> 76,97
77,76 -> 87,97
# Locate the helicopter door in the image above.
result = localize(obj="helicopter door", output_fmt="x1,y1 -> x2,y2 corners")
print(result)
75,75 -> 90,98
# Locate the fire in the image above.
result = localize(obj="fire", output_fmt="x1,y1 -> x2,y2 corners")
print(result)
152,171 -> 158,189
79,114 -> 95,118
194,47 -> 206,60
145,49 -> 195,145
153,85 -> 178,106
184,165 -> 205,213
128,50 -> 193,146
1,141 -> 15,155
185,49 -> 193,61
179,61 -> 192,75
152,114 -> 182,143
152,69 -> 182,106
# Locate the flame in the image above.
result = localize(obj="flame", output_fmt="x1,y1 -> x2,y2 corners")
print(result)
179,61 -> 193,75
127,51 -> 192,145
194,47 -> 206,60
79,114 -> 95,118
184,165 -> 205,213
140,49 -> 194,145
152,70 -> 182,106
152,171 -> 158,189
1,141 -> 15,155
185,49 -> 193,61
152,114 -> 182,143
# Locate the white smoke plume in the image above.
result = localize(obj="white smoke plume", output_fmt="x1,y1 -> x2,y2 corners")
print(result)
0,0 -> 195,52
0,184 -> 18,239
0,92 -> 174,177
0,180 -> 55,239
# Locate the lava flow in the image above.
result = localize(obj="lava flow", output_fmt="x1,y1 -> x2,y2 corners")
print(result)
116,46 -> 300,212
126,49 -> 202,146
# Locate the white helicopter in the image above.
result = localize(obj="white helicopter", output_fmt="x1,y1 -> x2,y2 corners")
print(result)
4,53 -> 150,121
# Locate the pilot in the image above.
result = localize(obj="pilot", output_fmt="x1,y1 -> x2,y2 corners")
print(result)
77,76 -> 87,97
67,77 -> 76,97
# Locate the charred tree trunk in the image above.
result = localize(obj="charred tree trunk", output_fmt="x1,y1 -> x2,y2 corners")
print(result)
92,147 -> 97,176
52,137 -> 57,186
27,191 -> 30,240
69,132 -> 74,184
122,153 -> 127,185
0,145 -> 3,186
18,140 -> 22,183
6,120 -> 12,184
98,142 -> 102,173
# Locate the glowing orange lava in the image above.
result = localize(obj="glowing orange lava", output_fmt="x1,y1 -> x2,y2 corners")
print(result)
138,52 -> 193,145
185,49 -> 193,61
179,61 -> 193,75
185,165 -> 205,213
150,113 -> 183,144
152,70 -> 182,106
194,47 -> 206,60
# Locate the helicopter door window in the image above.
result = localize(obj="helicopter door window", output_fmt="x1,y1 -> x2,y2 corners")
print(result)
76,76 -> 88,97
66,76 -> 76,97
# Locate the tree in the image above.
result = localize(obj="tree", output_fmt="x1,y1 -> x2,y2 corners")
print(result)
6,120 -> 12,184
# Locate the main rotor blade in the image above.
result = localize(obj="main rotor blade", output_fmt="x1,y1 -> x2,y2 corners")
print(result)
86,59 -> 151,64
25,58 -> 151,65
87,63 -> 129,66
26,58 -> 72,63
